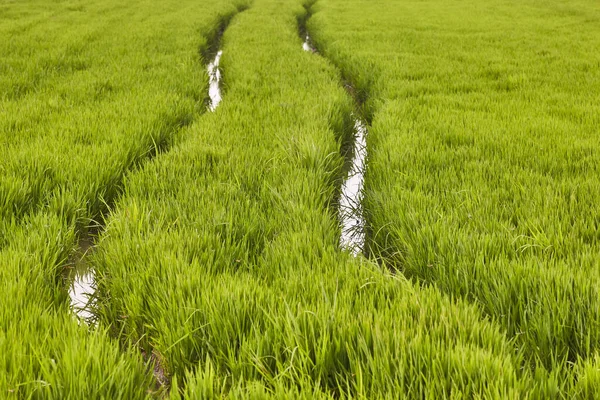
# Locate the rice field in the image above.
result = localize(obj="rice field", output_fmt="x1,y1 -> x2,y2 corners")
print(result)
1,0 -> 599,397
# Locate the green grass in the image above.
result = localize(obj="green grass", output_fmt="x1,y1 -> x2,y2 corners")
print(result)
0,0 -> 246,235
91,0 -> 545,397
0,214 -> 154,398
0,0 -> 249,396
2,0 -> 598,397
308,0 -> 600,393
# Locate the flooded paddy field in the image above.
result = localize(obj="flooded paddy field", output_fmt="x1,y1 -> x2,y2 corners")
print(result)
2,0 -> 600,397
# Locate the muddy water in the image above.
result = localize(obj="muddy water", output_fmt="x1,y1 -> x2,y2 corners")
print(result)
66,237 -> 96,322
208,50 -> 223,111
302,35 -> 368,255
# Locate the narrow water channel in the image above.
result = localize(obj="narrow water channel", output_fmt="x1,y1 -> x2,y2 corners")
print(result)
69,270 -> 95,321
208,50 -> 223,111
302,34 -> 368,255
67,48 -> 226,322
338,118 -> 367,255
66,237 -> 96,322
302,35 -> 314,52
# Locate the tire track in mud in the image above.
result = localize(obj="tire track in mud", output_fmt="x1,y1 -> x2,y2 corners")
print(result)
300,5 -> 370,256
62,6 -> 248,394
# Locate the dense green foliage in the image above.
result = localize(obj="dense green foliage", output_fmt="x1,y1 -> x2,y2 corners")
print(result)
0,0 -> 246,396
0,0 -> 244,235
92,0 -> 542,397
309,0 -> 600,394
1,0 -> 598,397
0,215 -> 153,398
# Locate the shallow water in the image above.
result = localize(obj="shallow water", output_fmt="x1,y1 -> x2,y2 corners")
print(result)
302,35 -> 316,53
69,270 -> 95,321
66,50 -> 225,322
339,118 -> 368,255
208,50 -> 223,111
66,237 -> 96,322
302,35 -> 367,255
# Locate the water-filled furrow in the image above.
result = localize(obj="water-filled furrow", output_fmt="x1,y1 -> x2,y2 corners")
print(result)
338,117 -> 367,255
69,275 -> 95,321
66,235 -> 97,322
302,35 -> 314,53
302,33 -> 369,256
67,37 -> 228,324
64,14 -> 243,397
208,50 -> 223,111
70,272 -> 95,319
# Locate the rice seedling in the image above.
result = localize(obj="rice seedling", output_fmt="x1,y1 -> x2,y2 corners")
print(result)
0,214 -> 153,399
0,0 -> 248,232
3,0 -> 597,396
91,0 -> 546,397
0,0 -> 250,396
308,0 -> 600,393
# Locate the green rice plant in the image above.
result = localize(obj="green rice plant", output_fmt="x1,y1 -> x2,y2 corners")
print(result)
0,0 -> 251,396
573,354 -> 600,398
92,0 -> 543,397
0,0 -> 248,234
0,213 -> 153,399
307,0 -> 600,392
4,0 -> 596,395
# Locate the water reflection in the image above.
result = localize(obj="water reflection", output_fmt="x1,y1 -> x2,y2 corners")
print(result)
339,118 -> 368,255
208,50 -> 223,111
69,270 -> 95,322
65,237 -> 96,323
302,35 -> 368,255
302,35 -> 315,52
